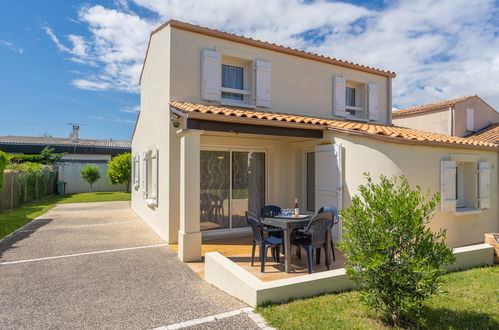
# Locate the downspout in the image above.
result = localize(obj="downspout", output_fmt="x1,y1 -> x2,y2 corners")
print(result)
449,106 -> 455,136
387,77 -> 393,125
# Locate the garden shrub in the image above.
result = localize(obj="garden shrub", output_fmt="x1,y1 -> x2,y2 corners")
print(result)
8,147 -> 64,165
15,162 -> 56,204
107,153 -> 131,192
339,174 -> 455,327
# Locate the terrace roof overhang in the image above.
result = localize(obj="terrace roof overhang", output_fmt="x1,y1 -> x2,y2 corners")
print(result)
170,106 -> 324,139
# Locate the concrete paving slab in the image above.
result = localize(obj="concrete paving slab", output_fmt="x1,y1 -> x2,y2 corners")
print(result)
0,221 -> 164,262
0,201 -> 253,329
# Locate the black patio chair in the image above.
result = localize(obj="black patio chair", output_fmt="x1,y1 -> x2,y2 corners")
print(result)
318,206 -> 340,261
260,205 -> 282,218
245,211 -> 283,273
291,213 -> 332,274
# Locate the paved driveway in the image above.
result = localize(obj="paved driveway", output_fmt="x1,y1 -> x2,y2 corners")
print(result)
0,202 -> 261,329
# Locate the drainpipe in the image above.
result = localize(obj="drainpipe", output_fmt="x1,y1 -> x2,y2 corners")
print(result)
449,106 -> 455,136
387,78 -> 393,126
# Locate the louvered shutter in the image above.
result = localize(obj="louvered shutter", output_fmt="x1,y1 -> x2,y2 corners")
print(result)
141,151 -> 148,198
333,76 -> 346,117
466,108 -> 475,131
367,83 -> 379,121
201,50 -> 221,101
131,155 -> 136,188
134,155 -> 140,188
478,162 -> 491,209
440,161 -> 457,212
255,59 -> 271,107
150,147 -> 158,205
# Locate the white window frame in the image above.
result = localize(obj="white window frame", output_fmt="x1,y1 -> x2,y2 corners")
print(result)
443,155 -> 487,216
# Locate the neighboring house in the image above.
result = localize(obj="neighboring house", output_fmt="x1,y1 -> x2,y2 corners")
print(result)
132,20 -> 498,262
393,95 -> 499,137
467,123 -> 499,145
0,133 -> 131,194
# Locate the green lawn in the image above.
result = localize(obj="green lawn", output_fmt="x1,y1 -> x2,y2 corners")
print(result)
257,266 -> 499,329
0,192 -> 131,239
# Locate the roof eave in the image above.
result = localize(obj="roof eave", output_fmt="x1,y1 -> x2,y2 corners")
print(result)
327,127 -> 499,151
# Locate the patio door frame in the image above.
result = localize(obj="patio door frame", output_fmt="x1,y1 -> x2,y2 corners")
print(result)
200,144 -> 268,236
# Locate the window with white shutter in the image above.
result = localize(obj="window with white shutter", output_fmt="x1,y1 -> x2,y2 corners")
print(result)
255,59 -> 271,107
148,147 -> 158,206
141,151 -> 148,199
466,108 -> 475,132
440,160 -> 457,212
134,155 -> 140,188
367,83 -> 379,121
333,76 -> 346,117
477,162 -> 491,209
201,50 -> 221,101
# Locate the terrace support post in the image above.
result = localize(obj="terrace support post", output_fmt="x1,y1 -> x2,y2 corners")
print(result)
177,129 -> 203,262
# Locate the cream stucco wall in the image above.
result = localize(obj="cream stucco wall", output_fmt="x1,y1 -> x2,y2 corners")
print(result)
393,109 -> 451,135
328,132 -> 498,248
169,28 -> 391,125
132,26 -> 176,242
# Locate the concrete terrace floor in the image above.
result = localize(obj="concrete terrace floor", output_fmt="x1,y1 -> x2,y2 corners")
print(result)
0,201 -> 260,329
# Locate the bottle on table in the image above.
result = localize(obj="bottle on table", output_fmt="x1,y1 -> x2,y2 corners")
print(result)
294,198 -> 299,217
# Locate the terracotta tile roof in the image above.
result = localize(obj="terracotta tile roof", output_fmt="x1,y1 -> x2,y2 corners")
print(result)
140,20 -> 396,84
170,101 -> 499,150
0,136 -> 131,149
466,124 -> 499,144
393,95 -> 477,118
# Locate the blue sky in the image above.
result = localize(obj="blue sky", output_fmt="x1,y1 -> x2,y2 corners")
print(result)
1,0 -> 498,141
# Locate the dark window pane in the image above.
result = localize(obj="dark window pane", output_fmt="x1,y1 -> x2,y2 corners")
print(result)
346,87 -> 356,107
231,152 -> 265,228
222,64 -> 243,89
221,91 -> 244,101
200,151 -> 230,231
307,152 -> 315,212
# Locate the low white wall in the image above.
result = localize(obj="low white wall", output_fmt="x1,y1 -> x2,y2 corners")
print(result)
57,162 -> 126,194
446,243 -> 495,272
205,243 -> 495,307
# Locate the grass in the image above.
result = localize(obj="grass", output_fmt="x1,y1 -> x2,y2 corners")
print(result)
257,266 -> 499,329
0,192 -> 131,239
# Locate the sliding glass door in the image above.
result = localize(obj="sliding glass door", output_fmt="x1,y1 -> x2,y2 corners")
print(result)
200,149 -> 266,231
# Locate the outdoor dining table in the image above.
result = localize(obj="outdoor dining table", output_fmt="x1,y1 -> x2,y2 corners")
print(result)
261,214 -> 311,273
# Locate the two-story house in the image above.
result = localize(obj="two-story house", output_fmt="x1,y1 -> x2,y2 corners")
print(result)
393,95 -> 499,141
132,20 -> 498,262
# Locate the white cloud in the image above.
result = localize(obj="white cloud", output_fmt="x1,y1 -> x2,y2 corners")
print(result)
115,118 -> 136,124
120,105 -> 140,113
0,40 -> 25,54
72,79 -> 110,90
47,0 -> 499,110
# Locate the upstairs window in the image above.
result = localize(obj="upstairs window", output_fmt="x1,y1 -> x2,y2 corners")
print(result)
333,76 -> 379,121
221,64 -> 244,101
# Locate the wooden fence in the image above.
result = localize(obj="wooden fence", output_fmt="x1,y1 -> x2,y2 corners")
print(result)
0,169 -> 57,213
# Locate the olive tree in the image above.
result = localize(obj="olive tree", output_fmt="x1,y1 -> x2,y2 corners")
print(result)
80,164 -> 100,193
107,153 -> 131,192
339,174 -> 455,327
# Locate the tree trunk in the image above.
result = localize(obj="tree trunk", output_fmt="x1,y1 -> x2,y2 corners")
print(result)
90,183 -> 93,193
